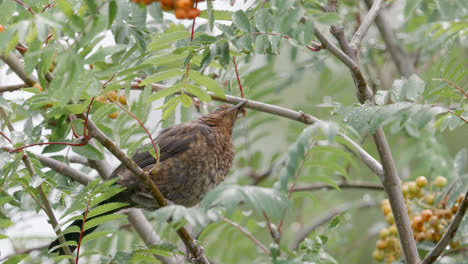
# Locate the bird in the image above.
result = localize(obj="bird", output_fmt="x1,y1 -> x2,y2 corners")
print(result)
49,100 -> 247,255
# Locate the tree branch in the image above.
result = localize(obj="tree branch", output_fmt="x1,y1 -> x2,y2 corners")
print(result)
1,52 -> 37,86
132,82 -> 384,179
421,189 -> 468,264
292,181 -> 383,192
290,199 -> 377,250
363,0 -> 415,77
314,6 -> 420,263
0,83 -> 29,93
221,216 -> 270,256
22,154 -> 75,263
350,0 -> 384,48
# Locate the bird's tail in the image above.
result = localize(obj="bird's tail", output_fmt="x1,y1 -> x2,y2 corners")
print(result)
48,216 -> 99,255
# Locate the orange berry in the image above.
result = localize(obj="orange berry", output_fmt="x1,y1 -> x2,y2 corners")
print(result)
0,24 -> 4,32
43,103 -> 53,109
376,239 -> 387,250
386,213 -> 394,224
433,176 -> 447,188
429,216 -> 438,227
456,194 -> 464,204
414,232 -> 426,242
373,250 -> 384,261
107,91 -> 118,102
421,210 -> 432,222
451,203 -> 460,214
33,83 -> 43,92
412,215 -> 423,226
379,228 -> 390,239
176,0 -> 191,9
174,8 -> 188,19
416,176 -> 428,188
96,95 -> 107,103
161,0 -> 173,9
388,225 -> 398,236
89,64 -> 94,69
108,111 -> 119,119
382,204 -> 392,216
187,8 -> 200,19
118,95 -> 127,105
425,193 -> 435,205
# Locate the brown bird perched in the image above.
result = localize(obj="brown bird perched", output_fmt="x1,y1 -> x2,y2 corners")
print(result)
49,100 -> 247,255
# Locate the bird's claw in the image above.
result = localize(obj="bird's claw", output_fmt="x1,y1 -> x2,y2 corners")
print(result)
187,244 -> 204,263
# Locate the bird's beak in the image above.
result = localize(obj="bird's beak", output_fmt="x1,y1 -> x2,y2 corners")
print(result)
228,100 -> 247,112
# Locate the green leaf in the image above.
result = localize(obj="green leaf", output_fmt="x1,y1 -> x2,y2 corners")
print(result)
237,35 -> 253,52
279,7 -> 305,34
278,124 -> 319,191
72,144 -> 104,161
189,70 -> 225,98
233,10 -> 251,33
108,0 -> 117,28
139,69 -> 184,86
0,219 -> 13,228
142,52 -> 188,66
185,84 -> 212,102
3,254 -> 27,264
89,187 -> 126,207
200,10 -> 233,21
87,202 -> 128,219
254,9 -> 268,32
148,31 -> 190,50
162,99 -> 179,120
207,0 -> 214,31
48,241 -> 78,254
81,230 -> 113,244
0,196 -> 14,207
180,94 -> 192,107
83,214 -> 126,231
146,84 -> 182,102
216,23 -> 235,37
203,185 -> 290,219
56,0 -> 74,19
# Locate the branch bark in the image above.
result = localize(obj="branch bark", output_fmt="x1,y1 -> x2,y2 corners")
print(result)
363,0 -> 415,77
314,2 -> 420,263
292,181 -> 383,192
132,82 -> 384,179
421,189 -> 468,264
1,52 -> 37,86
350,0 -> 384,48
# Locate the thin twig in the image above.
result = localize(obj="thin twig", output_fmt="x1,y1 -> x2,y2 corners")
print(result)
13,0 -> 35,15
292,181 -> 383,192
421,189 -> 468,264
433,78 -> 468,100
221,217 -> 271,255
350,0 -> 384,48
363,0 -> 414,77
132,82 -> 384,179
0,83 -> 29,93
291,200 -> 377,250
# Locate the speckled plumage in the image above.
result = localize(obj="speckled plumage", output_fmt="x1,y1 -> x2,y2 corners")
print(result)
49,101 -> 246,255
113,103 -> 243,208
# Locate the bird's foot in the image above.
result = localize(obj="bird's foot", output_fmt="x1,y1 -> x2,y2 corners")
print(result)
186,244 -> 204,263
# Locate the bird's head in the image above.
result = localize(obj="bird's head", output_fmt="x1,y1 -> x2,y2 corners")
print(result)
201,101 -> 247,131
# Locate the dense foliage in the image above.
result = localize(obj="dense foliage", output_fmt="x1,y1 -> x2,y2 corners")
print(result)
0,0 -> 467,264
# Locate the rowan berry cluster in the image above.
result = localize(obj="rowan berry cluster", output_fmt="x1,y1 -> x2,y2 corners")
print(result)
96,91 -> 127,119
373,176 -> 463,263
130,0 -> 203,19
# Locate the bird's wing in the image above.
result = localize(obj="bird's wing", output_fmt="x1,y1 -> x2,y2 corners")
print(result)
130,122 -> 209,170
